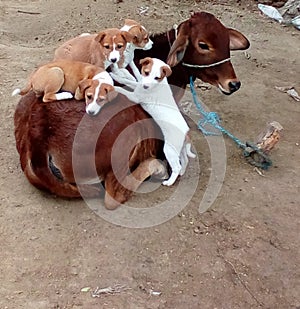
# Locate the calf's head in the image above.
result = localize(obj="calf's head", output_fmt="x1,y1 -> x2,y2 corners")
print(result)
167,12 -> 250,95
95,28 -> 133,67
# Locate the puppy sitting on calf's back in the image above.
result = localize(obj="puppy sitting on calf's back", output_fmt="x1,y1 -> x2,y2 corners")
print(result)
54,28 -> 132,70
12,60 -> 116,115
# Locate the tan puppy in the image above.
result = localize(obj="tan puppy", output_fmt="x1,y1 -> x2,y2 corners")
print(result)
12,60 -> 116,114
54,28 -> 132,69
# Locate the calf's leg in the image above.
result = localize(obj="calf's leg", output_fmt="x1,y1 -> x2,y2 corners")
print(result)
104,158 -> 168,210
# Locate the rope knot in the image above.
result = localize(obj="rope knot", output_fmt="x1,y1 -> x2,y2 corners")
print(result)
198,112 -> 222,136
206,112 -> 220,124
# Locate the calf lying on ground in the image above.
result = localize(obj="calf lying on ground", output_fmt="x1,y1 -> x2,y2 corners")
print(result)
14,12 -> 250,208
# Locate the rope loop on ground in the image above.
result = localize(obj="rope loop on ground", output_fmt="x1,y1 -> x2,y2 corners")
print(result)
189,77 -> 272,170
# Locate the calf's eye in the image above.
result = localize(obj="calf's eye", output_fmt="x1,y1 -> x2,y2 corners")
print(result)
198,42 -> 209,50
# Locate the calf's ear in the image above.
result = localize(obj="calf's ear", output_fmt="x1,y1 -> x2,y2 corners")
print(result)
228,28 -> 250,51
167,22 -> 190,67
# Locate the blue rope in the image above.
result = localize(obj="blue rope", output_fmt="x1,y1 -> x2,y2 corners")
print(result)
189,76 -> 272,170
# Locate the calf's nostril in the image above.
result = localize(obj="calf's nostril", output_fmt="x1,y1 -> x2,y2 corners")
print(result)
228,81 -> 241,92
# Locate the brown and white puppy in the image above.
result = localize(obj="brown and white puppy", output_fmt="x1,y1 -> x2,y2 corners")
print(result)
54,28 -> 132,69
114,57 -> 196,186
12,60 -> 116,114
111,19 -> 153,82
121,19 -> 153,51
77,73 -> 117,116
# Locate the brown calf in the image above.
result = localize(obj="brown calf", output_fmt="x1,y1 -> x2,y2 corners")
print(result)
14,12 -> 250,209
136,11 -> 250,102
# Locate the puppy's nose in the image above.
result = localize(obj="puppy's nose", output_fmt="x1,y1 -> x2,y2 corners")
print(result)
86,109 -> 96,116
228,81 -> 241,93
143,85 -> 149,89
110,58 -> 117,63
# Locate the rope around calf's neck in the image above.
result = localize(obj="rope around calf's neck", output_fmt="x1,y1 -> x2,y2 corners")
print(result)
183,57 -> 231,69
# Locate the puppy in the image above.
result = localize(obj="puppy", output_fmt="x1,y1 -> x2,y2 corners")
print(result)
77,71 -> 117,116
114,57 -> 195,186
113,19 -> 153,81
12,60 -> 116,114
54,28 -> 132,69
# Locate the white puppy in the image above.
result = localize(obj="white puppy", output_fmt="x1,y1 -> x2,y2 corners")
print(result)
114,57 -> 195,186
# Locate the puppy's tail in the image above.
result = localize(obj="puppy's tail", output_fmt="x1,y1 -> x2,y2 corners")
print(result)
12,88 -> 21,96
12,82 -> 32,97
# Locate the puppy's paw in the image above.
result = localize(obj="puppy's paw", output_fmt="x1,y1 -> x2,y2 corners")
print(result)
162,171 -> 179,186
162,179 -> 174,186
56,92 -> 73,100
179,164 -> 187,176
110,69 -> 136,82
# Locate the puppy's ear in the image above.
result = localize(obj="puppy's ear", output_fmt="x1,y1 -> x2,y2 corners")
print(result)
99,84 -> 118,105
95,31 -> 106,43
139,57 -> 151,66
121,31 -> 133,43
132,34 -> 139,45
106,84 -> 118,102
161,65 -> 172,78
75,79 -> 92,100
133,26 -> 144,42
124,19 -> 136,25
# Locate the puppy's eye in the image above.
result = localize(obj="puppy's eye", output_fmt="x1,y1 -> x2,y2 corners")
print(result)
154,77 -> 160,80
144,71 -> 149,76
117,44 -> 123,49
198,42 -> 209,50
86,94 -> 93,100
104,44 -> 110,49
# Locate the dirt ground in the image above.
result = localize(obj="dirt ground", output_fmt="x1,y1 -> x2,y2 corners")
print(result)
1,0 -> 299,308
